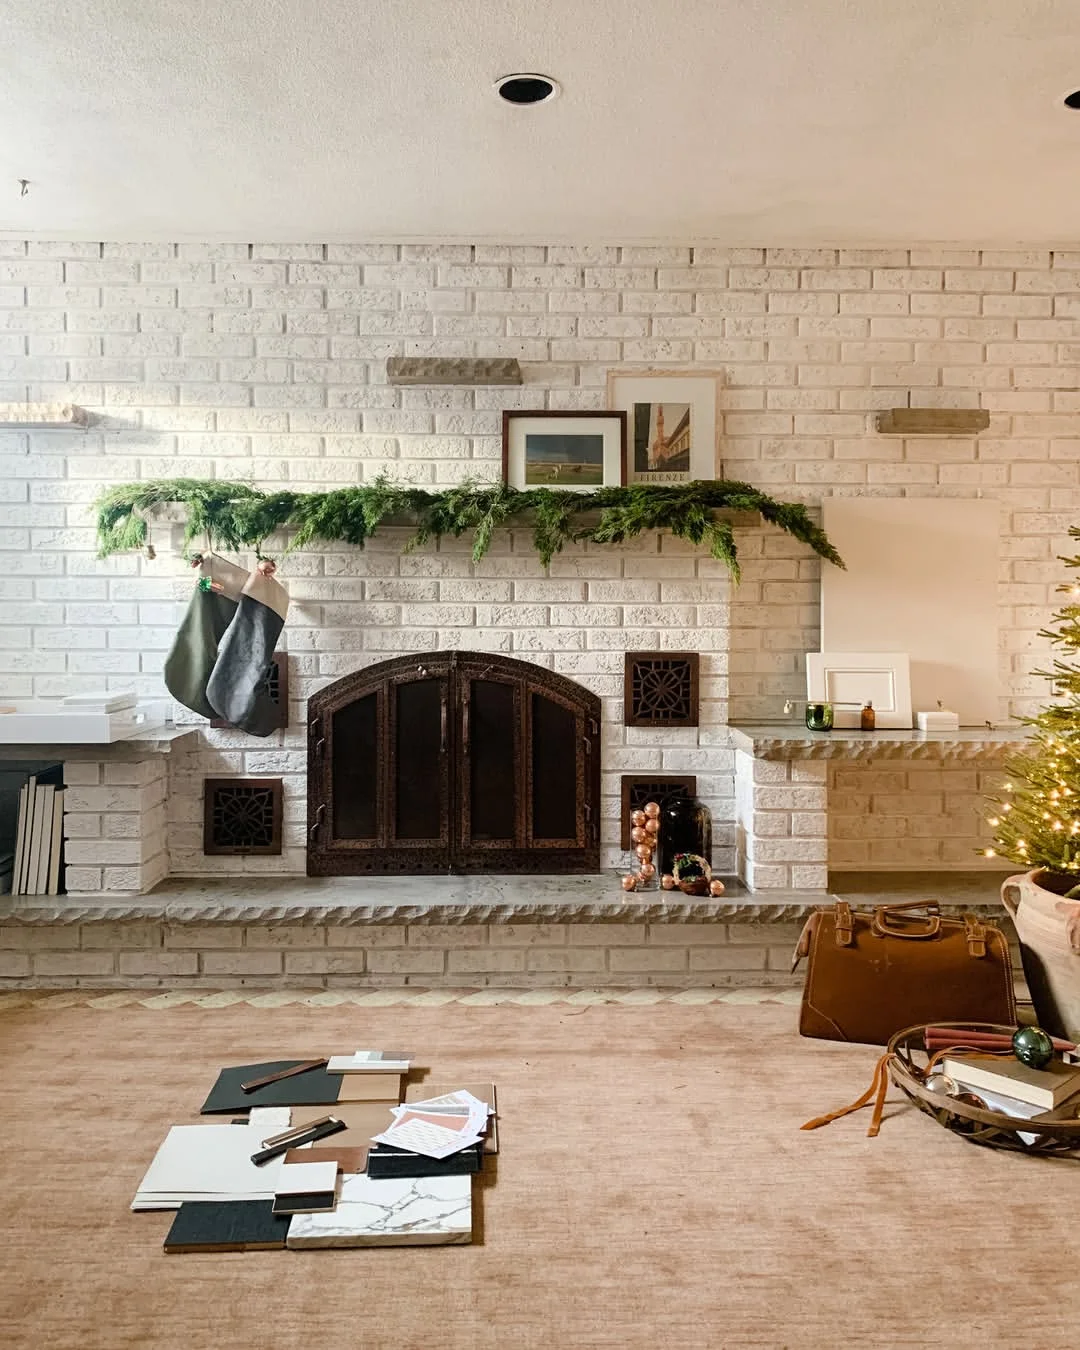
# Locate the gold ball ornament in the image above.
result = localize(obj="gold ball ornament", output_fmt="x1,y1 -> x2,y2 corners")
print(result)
643,801 -> 661,818
709,879 -> 726,897
644,818 -> 659,836
630,809 -> 647,828
639,862 -> 656,879
621,874 -> 638,893
630,826 -> 647,845
635,842 -> 653,862
660,873 -> 676,890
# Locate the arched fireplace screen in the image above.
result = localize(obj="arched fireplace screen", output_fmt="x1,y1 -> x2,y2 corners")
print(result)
307,651 -> 601,875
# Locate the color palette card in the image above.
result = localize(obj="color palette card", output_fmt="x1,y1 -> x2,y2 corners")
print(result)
371,1090 -> 490,1159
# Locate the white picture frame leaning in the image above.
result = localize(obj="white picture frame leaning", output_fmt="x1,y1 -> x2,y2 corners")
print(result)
606,368 -> 722,485
806,652 -> 913,729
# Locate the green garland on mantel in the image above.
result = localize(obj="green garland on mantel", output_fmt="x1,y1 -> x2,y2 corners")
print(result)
93,477 -> 845,581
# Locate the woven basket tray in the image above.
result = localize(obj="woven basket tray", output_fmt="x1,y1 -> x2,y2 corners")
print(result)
889,1022 -> 1080,1157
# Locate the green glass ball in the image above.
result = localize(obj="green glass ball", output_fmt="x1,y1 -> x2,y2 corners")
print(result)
1012,1025 -> 1054,1069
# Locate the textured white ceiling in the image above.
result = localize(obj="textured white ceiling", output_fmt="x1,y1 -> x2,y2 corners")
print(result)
1,0 -> 1079,242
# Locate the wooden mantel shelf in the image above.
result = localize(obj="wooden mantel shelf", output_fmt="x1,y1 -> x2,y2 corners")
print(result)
365,507 -> 762,531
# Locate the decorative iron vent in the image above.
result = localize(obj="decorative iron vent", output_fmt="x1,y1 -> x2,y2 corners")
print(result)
619,776 -> 698,850
203,778 -> 283,855
210,653 -> 289,731
624,652 -> 700,727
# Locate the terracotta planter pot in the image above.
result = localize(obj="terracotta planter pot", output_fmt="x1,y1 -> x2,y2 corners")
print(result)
1001,869 -> 1080,1040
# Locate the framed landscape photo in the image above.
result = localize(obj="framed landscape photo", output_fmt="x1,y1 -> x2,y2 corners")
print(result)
606,369 -> 722,485
502,410 -> 627,491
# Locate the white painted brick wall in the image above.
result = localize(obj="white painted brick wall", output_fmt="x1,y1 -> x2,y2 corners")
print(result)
2,242 -> 1077,881
0,916 -> 808,989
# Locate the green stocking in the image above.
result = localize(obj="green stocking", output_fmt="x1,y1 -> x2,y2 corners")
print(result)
163,554 -> 249,719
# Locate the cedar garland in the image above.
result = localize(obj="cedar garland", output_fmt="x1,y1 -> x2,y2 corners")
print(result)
94,477 -> 845,580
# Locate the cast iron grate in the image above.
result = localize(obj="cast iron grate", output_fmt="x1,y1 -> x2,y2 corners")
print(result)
210,653 -> 289,731
619,775 -> 698,850
624,652 -> 700,727
203,778 -> 283,855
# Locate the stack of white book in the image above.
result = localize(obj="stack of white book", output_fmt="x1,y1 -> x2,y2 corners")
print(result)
12,772 -> 65,896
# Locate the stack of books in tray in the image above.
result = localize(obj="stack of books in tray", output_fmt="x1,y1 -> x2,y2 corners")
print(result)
131,1050 -> 498,1254
943,1047 -> 1080,1142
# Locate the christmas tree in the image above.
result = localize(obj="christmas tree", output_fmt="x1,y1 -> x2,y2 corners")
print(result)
987,525 -> 1080,892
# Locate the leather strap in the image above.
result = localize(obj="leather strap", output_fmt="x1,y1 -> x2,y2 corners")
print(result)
834,901 -> 854,948
963,913 -> 987,958
790,914 -> 815,973
872,901 -> 941,940
801,1052 -> 891,1137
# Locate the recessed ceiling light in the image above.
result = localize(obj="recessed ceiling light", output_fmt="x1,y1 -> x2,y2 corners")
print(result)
494,73 -> 560,106
1065,90 -> 1080,109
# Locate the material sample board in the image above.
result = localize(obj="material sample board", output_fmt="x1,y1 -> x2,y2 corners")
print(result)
200,1061 -> 401,1113
163,1200 -> 290,1254
285,1173 -> 473,1248
821,498 -> 1000,726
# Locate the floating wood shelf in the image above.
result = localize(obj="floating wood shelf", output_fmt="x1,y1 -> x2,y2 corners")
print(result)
0,402 -> 87,428
875,408 -> 990,436
386,357 -> 523,386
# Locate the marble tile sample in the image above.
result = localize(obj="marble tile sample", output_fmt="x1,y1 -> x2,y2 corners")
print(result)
285,1173 -> 472,1248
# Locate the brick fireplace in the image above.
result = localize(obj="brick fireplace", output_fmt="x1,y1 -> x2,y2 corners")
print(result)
0,238 -> 1067,915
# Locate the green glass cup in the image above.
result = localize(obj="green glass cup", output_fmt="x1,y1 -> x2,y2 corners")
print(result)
805,701 -> 834,732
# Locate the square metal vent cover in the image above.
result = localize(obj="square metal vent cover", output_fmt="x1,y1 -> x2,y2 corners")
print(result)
624,652 -> 700,727
203,778 -> 283,855
619,775 -> 698,850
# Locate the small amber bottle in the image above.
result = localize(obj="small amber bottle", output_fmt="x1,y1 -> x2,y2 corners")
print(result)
860,699 -> 876,731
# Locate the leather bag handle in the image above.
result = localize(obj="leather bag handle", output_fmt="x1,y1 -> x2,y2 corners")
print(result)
872,901 -> 941,940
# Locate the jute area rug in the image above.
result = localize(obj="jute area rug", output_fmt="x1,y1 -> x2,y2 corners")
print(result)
0,991 -> 1074,1350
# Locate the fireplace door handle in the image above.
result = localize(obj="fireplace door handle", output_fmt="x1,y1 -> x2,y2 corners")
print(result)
310,715 -> 326,758
440,692 -> 448,754
309,803 -> 326,840
462,699 -> 470,757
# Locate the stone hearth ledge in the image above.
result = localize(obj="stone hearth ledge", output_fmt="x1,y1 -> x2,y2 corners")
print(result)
728,724 -> 1031,761
0,871 -> 1012,927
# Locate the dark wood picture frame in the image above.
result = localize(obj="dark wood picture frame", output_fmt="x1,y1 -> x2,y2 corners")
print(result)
502,410 -> 627,490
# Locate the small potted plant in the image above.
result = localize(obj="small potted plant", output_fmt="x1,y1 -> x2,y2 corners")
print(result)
987,525 -> 1080,1039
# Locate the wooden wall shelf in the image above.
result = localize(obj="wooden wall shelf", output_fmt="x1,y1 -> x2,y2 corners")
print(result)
875,408 -> 990,435
386,357 -> 523,385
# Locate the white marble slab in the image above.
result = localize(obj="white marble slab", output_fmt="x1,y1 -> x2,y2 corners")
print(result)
285,1173 -> 472,1248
